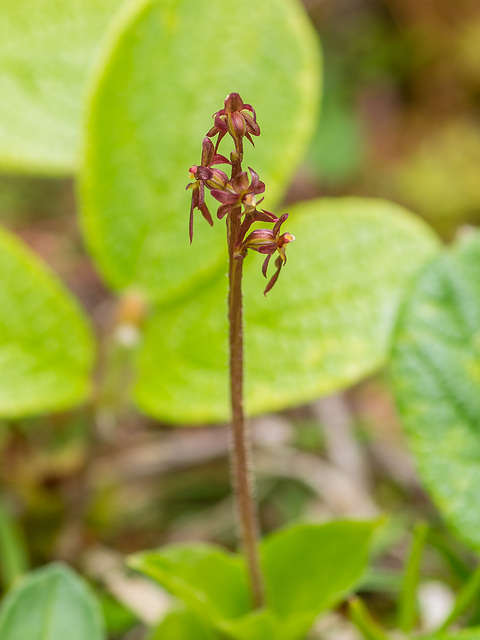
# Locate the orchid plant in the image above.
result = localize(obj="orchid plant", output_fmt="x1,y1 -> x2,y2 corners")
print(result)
187,92 -> 295,607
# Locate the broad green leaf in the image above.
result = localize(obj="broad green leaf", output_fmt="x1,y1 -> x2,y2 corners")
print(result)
391,232 -> 480,549
0,0 -> 121,174
129,544 -> 250,622
0,563 -> 105,640
0,226 -> 94,417
150,607 -> 217,640
132,520 -> 378,640
134,197 -> 439,423
261,520 -> 379,618
80,0 -> 320,301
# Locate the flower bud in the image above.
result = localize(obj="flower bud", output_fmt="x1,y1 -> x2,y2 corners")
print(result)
205,168 -> 228,190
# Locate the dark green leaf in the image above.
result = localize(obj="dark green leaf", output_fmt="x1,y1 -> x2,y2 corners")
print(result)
0,563 -> 105,640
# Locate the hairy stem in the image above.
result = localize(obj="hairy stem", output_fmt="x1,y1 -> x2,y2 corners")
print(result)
227,207 -> 265,609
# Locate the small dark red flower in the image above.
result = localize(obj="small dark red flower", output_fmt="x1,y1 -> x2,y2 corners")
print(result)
207,93 -> 260,158
210,167 -> 265,219
186,138 -> 229,242
240,213 -> 295,295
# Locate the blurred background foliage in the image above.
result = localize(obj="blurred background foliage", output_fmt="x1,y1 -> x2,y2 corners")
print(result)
1,0 -> 480,638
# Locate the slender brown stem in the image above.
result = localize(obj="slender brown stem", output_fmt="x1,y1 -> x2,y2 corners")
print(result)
227,207 -> 265,609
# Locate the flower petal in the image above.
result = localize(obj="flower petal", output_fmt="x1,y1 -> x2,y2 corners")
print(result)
210,189 -> 239,204
262,252 -> 273,278
201,137 -> 215,166
217,203 -> 231,219
232,171 -> 249,193
212,153 -> 230,165
225,92 -> 244,113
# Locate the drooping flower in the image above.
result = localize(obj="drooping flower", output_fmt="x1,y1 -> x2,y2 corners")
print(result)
210,168 -> 265,219
186,138 -> 229,242
239,213 -> 295,295
207,93 -> 260,158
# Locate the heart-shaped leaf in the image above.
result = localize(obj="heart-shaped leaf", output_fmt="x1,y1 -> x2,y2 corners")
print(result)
134,198 -> 439,423
0,563 -> 105,640
0,0 -> 121,174
391,232 -> 480,549
80,0 -> 321,301
0,226 -> 94,417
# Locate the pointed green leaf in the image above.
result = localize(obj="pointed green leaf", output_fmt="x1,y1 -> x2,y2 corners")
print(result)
391,232 -> 480,549
134,198 -> 439,423
80,0 -> 320,301
133,521 -> 378,639
349,597 -> 391,640
261,520 -> 378,618
0,500 -> 28,587
129,544 -> 250,622
0,0 -> 120,174
0,226 -> 94,417
0,563 -> 105,640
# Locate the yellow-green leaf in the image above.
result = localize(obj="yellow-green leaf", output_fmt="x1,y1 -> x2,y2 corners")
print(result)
0,227 -> 94,417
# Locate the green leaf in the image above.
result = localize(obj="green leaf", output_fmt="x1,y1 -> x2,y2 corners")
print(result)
349,597 -> 391,640
0,500 -> 28,587
427,632 -> 480,640
0,226 -> 94,417
398,523 -> 428,633
439,565 -> 480,632
129,544 -> 250,623
219,609 -> 312,640
0,0 -> 120,174
134,197 -> 439,423
0,563 -> 105,640
150,607 -> 218,640
132,520 -> 379,640
261,520 -> 379,618
391,232 -> 480,549
80,0 -> 321,301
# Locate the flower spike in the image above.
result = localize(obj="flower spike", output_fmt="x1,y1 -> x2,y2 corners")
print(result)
187,94 -> 294,294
